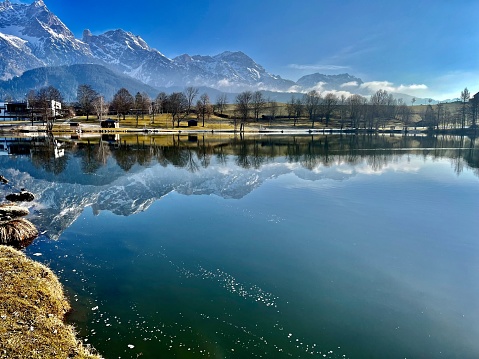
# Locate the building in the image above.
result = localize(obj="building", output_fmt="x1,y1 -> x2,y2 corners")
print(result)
0,102 -> 28,121
101,118 -> 120,128
0,99 -> 64,122
51,100 -> 61,117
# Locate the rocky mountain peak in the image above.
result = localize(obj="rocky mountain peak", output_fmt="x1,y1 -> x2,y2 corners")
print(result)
0,0 -> 13,10
32,0 -> 45,7
82,28 -> 92,40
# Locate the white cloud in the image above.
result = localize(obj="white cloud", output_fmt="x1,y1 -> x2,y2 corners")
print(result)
359,81 -> 396,93
217,79 -> 232,87
359,81 -> 428,94
310,81 -> 327,92
397,84 -> 428,91
340,81 -> 359,88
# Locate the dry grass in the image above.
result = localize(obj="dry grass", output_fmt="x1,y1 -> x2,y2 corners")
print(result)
0,245 -> 102,359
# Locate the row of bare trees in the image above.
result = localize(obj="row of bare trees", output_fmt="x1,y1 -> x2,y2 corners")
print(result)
234,89 -> 408,131
26,83 -> 479,132
151,87 -> 213,127
75,85 -> 215,128
234,87 -> 478,131
416,88 -> 478,130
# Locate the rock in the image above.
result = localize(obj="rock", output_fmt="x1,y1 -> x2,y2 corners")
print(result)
0,204 -> 29,221
0,175 -> 8,184
5,191 -> 35,202
0,218 -> 38,248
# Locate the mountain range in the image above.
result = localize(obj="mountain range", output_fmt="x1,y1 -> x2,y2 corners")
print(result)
0,0 -> 416,103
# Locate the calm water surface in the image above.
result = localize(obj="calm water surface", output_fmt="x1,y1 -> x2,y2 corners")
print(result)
2,134 -> 478,358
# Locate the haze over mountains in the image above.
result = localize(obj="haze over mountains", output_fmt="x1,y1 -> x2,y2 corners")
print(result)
0,0 -> 424,102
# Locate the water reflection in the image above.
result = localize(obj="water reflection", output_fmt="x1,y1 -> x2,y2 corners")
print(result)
0,134 -> 476,243
1,134 -> 477,358
5,133 -> 479,177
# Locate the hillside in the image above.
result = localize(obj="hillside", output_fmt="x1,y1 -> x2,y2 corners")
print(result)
0,64 -> 158,101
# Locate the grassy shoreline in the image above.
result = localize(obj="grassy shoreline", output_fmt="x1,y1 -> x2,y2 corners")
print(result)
2,113 -> 477,137
0,245 -> 101,359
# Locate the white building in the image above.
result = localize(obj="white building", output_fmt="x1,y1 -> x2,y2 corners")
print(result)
51,100 -> 61,117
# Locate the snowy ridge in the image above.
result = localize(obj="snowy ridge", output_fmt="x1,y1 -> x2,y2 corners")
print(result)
0,0 -> 361,93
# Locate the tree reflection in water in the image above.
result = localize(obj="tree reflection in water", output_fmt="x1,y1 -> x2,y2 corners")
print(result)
15,134 -> 479,177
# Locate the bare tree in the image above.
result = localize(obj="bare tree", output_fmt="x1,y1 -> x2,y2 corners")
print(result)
141,92 -> 151,119
303,90 -> 321,127
251,91 -> 266,121
167,92 -> 187,128
215,93 -> 228,114
460,87 -> 470,129
197,93 -> 212,127
470,93 -> 479,128
294,98 -> 303,126
321,93 -> 339,127
348,94 -> 367,129
286,95 -> 296,122
133,92 -> 150,126
397,101 -> 412,132
77,84 -> 98,121
155,92 -> 168,114
268,98 -> 278,126
111,88 -> 134,120
368,89 -> 396,130
92,95 -> 108,121
235,91 -> 252,132
423,104 -> 437,129
435,102 -> 444,130
36,86 -> 63,130
339,94 -> 347,130
184,86 -> 199,114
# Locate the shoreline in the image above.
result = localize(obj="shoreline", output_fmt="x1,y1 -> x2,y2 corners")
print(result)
1,123 -> 478,138
0,245 -> 102,359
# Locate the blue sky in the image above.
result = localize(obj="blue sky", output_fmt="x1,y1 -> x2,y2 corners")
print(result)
17,0 -> 479,100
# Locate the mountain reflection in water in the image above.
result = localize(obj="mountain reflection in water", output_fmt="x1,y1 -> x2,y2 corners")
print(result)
0,134 -> 477,240
1,133 -> 478,358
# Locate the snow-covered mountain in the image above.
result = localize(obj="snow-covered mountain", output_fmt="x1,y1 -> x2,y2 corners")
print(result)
0,31 -> 44,80
0,0 -> 360,94
0,0 -> 92,80
172,51 -> 296,91
82,27 -> 295,90
82,29 -> 179,87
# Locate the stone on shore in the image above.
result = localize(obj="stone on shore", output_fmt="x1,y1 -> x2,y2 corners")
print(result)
6,191 -> 35,202
0,203 -> 30,222
0,218 -> 38,248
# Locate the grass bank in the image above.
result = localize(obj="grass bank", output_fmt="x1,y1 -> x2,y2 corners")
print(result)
0,245 -> 101,359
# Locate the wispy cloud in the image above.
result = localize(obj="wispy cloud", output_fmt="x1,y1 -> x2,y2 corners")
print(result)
360,81 -> 428,94
340,81 -> 359,88
288,64 -> 350,71
398,84 -> 428,91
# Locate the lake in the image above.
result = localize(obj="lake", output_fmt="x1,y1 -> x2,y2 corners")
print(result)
1,133 -> 478,358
